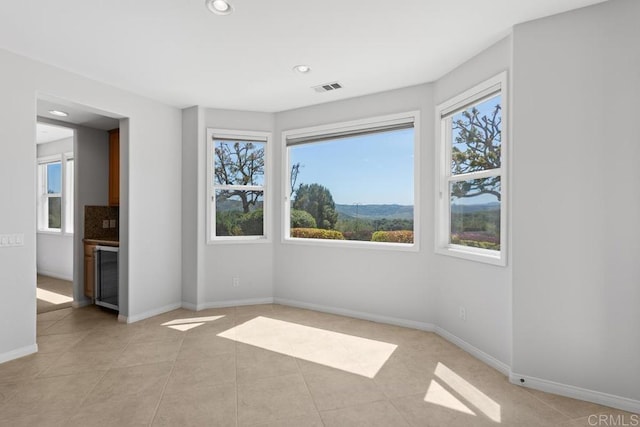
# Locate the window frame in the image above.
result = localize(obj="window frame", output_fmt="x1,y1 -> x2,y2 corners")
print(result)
282,111 -> 421,251
206,128 -> 271,244
435,72 -> 507,266
37,152 -> 74,235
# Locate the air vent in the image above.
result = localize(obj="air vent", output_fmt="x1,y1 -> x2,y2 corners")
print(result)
313,82 -> 343,93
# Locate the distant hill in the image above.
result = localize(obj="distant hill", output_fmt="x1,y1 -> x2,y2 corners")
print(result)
335,204 -> 413,220
451,202 -> 499,214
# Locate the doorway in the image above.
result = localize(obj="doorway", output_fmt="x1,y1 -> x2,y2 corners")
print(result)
35,121 -> 75,314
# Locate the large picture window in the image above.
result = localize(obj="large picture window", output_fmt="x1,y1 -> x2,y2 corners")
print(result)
436,72 -> 507,265
37,154 -> 74,233
207,129 -> 270,242
283,112 -> 419,249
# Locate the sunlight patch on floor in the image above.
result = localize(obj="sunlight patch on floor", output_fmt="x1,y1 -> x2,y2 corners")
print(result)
424,379 -> 476,415
37,288 -> 73,305
162,315 -> 225,331
217,316 -> 397,378
434,362 -> 501,423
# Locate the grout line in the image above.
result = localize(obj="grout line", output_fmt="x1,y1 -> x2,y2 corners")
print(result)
147,333 -> 186,427
294,356 -> 325,426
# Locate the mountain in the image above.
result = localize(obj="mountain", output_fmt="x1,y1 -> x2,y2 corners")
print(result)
335,204 -> 413,220
450,202 -> 500,214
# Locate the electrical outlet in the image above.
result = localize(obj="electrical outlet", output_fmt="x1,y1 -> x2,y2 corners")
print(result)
459,306 -> 467,321
232,277 -> 240,287
102,220 -> 109,228
109,219 -> 116,228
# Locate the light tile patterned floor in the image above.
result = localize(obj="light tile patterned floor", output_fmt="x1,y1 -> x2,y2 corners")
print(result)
0,304 -> 635,426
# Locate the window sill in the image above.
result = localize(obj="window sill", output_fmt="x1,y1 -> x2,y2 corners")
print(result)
283,236 -> 418,252
37,230 -> 73,237
435,245 -> 506,266
207,236 -> 271,245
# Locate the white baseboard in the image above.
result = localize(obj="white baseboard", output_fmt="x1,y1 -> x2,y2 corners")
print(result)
510,372 -> 640,415
37,270 -> 73,282
187,297 -> 275,311
72,299 -> 91,308
434,326 -> 510,376
274,297 -> 435,332
123,302 -> 183,323
0,344 -> 38,364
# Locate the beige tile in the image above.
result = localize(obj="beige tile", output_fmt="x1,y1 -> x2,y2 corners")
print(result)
132,323 -> 190,343
85,362 -> 172,402
320,400 -> 410,427
0,352 -> 62,383
38,349 -> 121,378
164,353 -> 236,394
237,373 -> 318,426
391,393 -> 495,427
524,387 -> 615,419
0,371 -> 104,420
178,334 -> 236,360
248,412 -> 325,427
237,343 -> 299,383
36,307 -> 73,322
111,338 -> 183,368
70,392 -> 163,427
36,320 -> 58,335
373,357 -> 436,399
299,360 -> 386,411
153,383 -> 237,426
70,330 -> 135,353
36,331 -> 90,354
0,409 -> 71,426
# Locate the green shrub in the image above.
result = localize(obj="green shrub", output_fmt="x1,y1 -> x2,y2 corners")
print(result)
450,236 -> 500,251
291,209 -> 317,228
371,230 -> 414,244
291,228 -> 345,240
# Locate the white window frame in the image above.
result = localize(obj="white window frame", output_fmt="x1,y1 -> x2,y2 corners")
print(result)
282,111 -> 420,251
206,128 -> 271,244
435,72 -> 507,266
37,152 -> 74,235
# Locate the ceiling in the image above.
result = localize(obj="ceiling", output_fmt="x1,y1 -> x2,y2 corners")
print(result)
37,98 -> 121,131
36,123 -> 74,144
0,0 -> 606,113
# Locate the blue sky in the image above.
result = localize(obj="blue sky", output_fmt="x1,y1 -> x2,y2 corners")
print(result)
289,128 -> 414,205
47,162 -> 62,194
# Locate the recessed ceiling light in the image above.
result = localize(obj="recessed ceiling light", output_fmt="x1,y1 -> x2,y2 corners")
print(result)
206,0 -> 233,15
48,110 -> 69,117
293,65 -> 311,74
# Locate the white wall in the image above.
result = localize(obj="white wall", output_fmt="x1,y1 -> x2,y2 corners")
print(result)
36,136 -> 75,280
0,48 -> 182,361
273,85 -> 435,329
201,109 -> 276,306
432,37 -> 513,368
512,0 -> 640,403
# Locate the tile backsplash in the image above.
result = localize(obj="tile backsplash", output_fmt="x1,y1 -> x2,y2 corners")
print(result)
84,205 -> 119,240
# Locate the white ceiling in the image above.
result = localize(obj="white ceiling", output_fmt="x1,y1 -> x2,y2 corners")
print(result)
37,98 -> 121,131
0,0 -> 606,113
36,123 -> 74,144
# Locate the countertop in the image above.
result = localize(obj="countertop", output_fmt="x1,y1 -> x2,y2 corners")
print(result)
83,237 -> 120,247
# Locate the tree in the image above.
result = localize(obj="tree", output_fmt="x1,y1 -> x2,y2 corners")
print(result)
214,141 -> 264,213
451,103 -> 501,201
291,209 -> 316,228
290,162 -> 302,197
293,184 -> 338,229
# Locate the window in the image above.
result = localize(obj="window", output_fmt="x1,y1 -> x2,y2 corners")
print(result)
207,129 -> 270,242
436,72 -> 507,265
283,112 -> 419,249
37,154 -> 74,233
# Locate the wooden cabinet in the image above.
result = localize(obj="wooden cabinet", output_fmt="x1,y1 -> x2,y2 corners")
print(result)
84,243 -> 96,298
109,129 -> 120,206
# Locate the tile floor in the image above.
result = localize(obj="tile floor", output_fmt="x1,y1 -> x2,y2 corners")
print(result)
0,304 -> 635,426
36,275 -> 73,314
